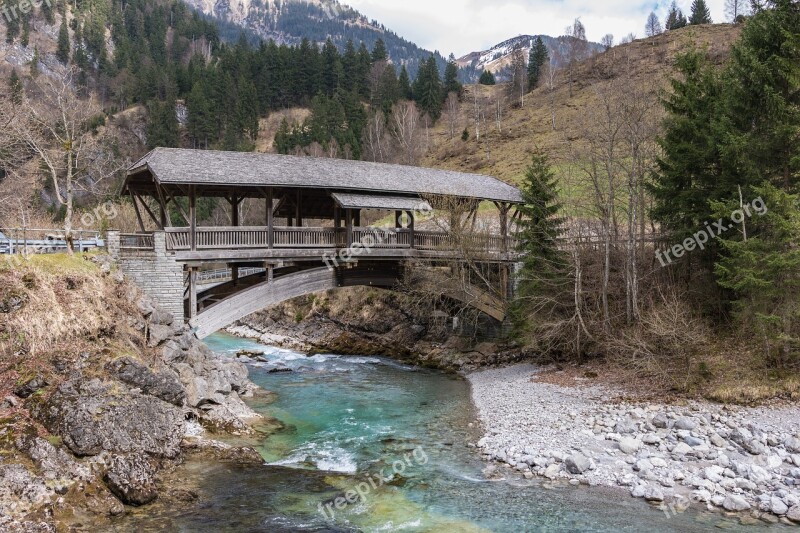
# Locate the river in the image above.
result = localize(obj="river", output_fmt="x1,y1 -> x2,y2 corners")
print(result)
117,333 -> 780,532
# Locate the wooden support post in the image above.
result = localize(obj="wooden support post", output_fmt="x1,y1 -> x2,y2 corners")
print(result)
267,263 -> 274,284
499,202 -> 510,253
408,210 -> 415,248
295,190 -> 302,227
189,267 -> 197,319
230,193 -> 239,282
189,186 -> 196,252
346,208 -> 353,247
354,210 -> 361,227
395,210 -> 402,229
131,193 -> 146,233
231,263 -> 239,286
334,205 -> 341,228
266,188 -> 274,249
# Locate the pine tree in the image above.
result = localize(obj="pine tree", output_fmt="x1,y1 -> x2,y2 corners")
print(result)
478,70 -> 496,85
57,19 -> 70,65
356,42 -> 372,99
9,69 -> 22,105
341,39 -> 357,91
320,38 -> 342,96
443,55 -> 462,98
29,46 -> 39,77
690,0 -> 712,24
650,50 -> 723,249
666,1 -> 689,30
187,83 -> 214,148
41,0 -> 55,25
512,150 -> 569,336
398,65 -> 413,100
527,37 -> 548,90
713,184 -> 800,366
413,56 -> 443,121
371,38 -> 388,63
274,117 -> 293,154
5,12 -> 20,43
146,99 -> 179,149
21,15 -> 30,47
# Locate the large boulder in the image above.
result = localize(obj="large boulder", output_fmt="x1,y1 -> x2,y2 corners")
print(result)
33,378 -> 184,459
104,453 -> 158,506
106,357 -> 186,407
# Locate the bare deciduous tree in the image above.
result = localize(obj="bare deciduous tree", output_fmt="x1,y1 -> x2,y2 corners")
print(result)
565,18 -> 588,98
725,0 -> 751,21
443,92 -> 461,140
3,68 -> 125,252
507,43 -> 527,108
389,101 -> 426,165
601,34 -> 614,50
645,12 -> 663,37
364,111 -> 391,162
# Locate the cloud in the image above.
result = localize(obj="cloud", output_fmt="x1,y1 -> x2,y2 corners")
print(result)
344,0 -> 728,56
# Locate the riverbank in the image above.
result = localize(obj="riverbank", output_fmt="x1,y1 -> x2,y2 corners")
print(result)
229,286 -> 525,372
0,254 -> 267,532
467,363 -> 800,526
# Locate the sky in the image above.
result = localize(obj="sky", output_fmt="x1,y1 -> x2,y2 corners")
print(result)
344,0 -> 730,57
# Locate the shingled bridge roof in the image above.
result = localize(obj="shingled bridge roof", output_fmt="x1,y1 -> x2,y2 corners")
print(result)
125,148 -> 523,204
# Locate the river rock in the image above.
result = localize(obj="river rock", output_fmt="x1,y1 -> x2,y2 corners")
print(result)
15,435 -> 91,485
672,442 -> 692,455
33,378 -> 184,459
104,453 -> 158,506
723,495 -> 751,512
0,464 -> 51,517
787,505 -> 800,523
652,412 -> 669,429
106,357 -> 186,406
615,418 -> 638,434
785,437 -> 800,454
148,308 -> 174,326
619,437 -> 642,455
544,464 -> 561,479
710,433 -> 727,448
771,497 -> 789,516
565,453 -> 592,475
674,417 -> 696,431
644,486 -> 664,502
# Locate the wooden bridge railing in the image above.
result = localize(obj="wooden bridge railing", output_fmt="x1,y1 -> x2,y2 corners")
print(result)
132,227 -> 519,254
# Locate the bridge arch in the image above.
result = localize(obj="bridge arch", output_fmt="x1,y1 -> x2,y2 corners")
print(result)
189,263 -> 506,339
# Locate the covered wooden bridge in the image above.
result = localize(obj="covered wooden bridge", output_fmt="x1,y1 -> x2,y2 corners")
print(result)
111,148 -> 524,338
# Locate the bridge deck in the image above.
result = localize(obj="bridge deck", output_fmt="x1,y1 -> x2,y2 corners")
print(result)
120,226 -> 520,264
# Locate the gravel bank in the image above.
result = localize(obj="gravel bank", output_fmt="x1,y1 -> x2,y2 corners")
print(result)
468,364 -> 800,526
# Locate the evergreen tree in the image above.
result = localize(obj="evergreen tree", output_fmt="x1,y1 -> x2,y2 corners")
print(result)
375,64 -> 399,116
478,69 -> 496,85
21,14 -> 30,47
398,65 -> 413,99
527,37 -> 548,90
413,56 -> 443,122
690,0 -> 712,24
274,117 -> 293,154
320,38 -> 342,96
146,98 -> 179,149
186,82 -> 214,148
371,38 -> 388,62
512,150 -> 569,335
356,42 -> 372,98
650,50 -> 723,250
41,0 -> 55,25
9,69 -> 22,105
713,184 -> 800,366
341,39 -> 357,91
29,46 -> 39,77
443,56 -> 462,98
666,1 -> 689,29
5,12 -> 20,43
57,19 -> 71,65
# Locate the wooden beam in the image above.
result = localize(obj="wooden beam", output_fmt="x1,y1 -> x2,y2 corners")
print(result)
188,267 -> 197,319
130,193 -> 146,233
295,190 -> 301,227
138,195 -> 163,229
189,185 -> 197,252
346,208 -> 353,247
155,184 -> 172,228
164,187 -> 190,226
266,188 -> 274,249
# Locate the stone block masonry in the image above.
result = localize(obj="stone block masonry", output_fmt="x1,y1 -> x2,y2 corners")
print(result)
107,231 -> 185,323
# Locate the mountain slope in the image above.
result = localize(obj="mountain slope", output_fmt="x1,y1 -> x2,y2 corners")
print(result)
425,24 -> 741,185
182,0 -> 448,76
457,34 -> 604,80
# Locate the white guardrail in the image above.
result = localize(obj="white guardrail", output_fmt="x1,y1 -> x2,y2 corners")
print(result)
0,229 -> 105,255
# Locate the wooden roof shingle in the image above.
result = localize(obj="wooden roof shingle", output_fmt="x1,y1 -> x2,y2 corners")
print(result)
126,148 -> 522,203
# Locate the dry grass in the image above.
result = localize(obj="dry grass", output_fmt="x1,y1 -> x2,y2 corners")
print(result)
422,24 -> 741,191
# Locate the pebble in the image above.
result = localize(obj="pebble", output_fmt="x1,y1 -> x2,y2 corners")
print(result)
468,363 -> 800,521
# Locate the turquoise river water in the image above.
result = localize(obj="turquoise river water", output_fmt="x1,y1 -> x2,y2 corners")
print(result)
116,333 -> 788,532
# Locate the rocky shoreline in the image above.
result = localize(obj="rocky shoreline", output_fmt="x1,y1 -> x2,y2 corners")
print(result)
467,364 -> 800,526
0,259 -> 267,533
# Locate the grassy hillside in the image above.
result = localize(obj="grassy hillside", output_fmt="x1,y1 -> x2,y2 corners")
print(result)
422,24 -> 741,188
